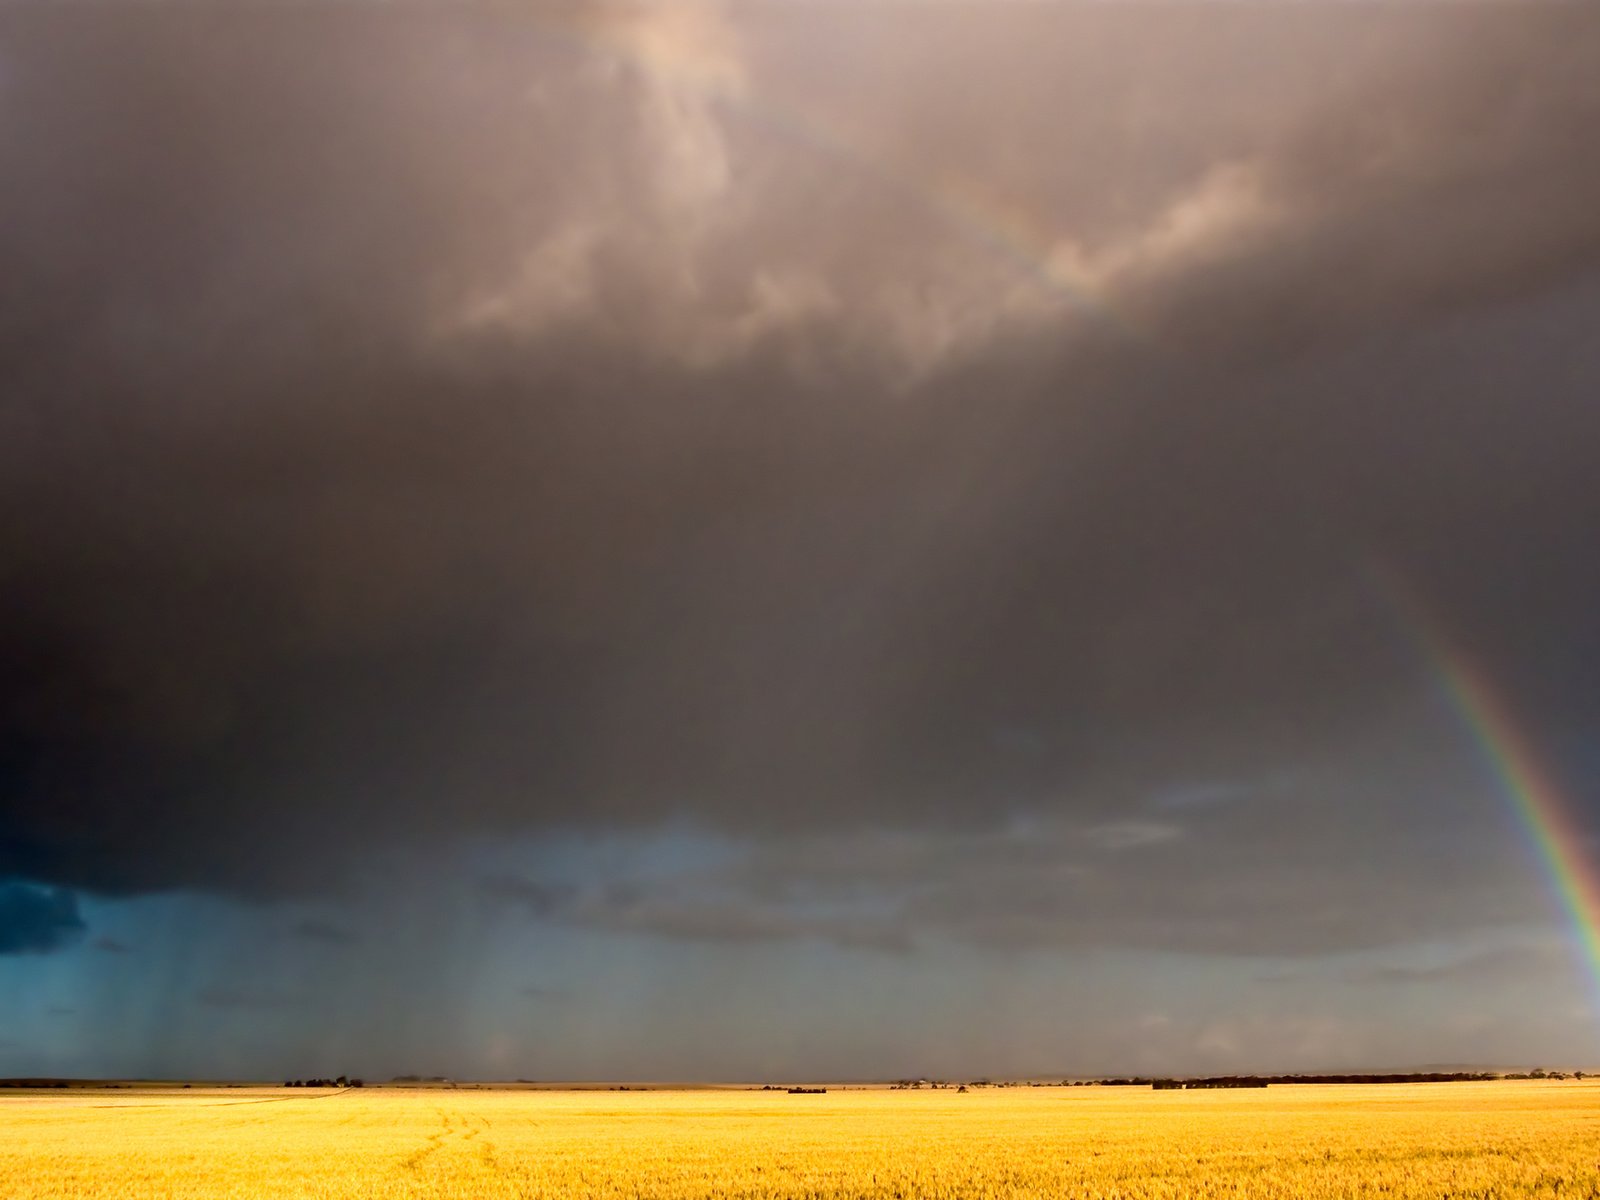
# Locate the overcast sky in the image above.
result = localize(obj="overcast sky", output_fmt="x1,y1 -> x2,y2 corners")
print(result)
2,0 -> 1599,1082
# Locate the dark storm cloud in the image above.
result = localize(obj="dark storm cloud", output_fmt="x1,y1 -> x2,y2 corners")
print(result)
0,1 -> 1598,967
0,883 -> 86,955
91,936 -> 131,954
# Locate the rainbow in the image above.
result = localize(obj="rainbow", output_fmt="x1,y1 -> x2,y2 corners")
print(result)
1371,563 -> 1600,1011
491,4 -> 1138,338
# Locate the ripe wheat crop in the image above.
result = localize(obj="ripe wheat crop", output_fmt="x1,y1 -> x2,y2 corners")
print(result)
5,1080 -> 1598,1198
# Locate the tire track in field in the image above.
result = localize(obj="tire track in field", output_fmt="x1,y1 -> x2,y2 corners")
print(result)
401,1107 -> 455,1171
472,1109 -> 500,1171
87,1087 -> 355,1110
397,1102 -> 503,1176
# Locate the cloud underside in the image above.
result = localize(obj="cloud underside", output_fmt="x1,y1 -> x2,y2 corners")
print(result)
0,883 -> 85,955
0,3 -> 1598,960
473,768 -> 1551,958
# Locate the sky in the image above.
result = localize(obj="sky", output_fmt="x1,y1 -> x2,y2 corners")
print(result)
2,0 -> 1599,1083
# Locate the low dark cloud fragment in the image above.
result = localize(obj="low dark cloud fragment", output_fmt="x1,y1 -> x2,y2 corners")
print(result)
480,876 -> 580,918
571,887 -> 916,955
290,919 -> 360,947
46,1005 -> 76,1017
1341,946 -> 1569,987
195,986 -> 300,1012
1256,944 -> 1568,987
490,873 -> 915,952
0,883 -> 86,955
91,936 -> 130,954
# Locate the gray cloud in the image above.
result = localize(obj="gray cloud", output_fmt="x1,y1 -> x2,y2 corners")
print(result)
0,2 -> 1595,975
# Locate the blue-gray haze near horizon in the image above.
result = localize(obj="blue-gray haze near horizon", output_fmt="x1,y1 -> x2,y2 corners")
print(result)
2,1 -> 1599,1081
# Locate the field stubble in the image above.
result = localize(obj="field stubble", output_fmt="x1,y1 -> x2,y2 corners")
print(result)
3,1080 -> 1598,1198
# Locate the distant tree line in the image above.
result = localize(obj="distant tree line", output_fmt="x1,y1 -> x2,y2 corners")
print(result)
1143,1072 -> 1517,1089
283,1076 -> 361,1088
858,1070 -> 1590,1093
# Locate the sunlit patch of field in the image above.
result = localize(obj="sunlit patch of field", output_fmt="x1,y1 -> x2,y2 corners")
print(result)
4,1081 -> 1599,1198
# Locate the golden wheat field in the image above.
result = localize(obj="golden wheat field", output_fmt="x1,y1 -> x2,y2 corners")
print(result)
4,1081 -> 1598,1199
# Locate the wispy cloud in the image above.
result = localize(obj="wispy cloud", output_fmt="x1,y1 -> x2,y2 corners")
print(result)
1148,783 -> 1253,813
1084,821 -> 1184,851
